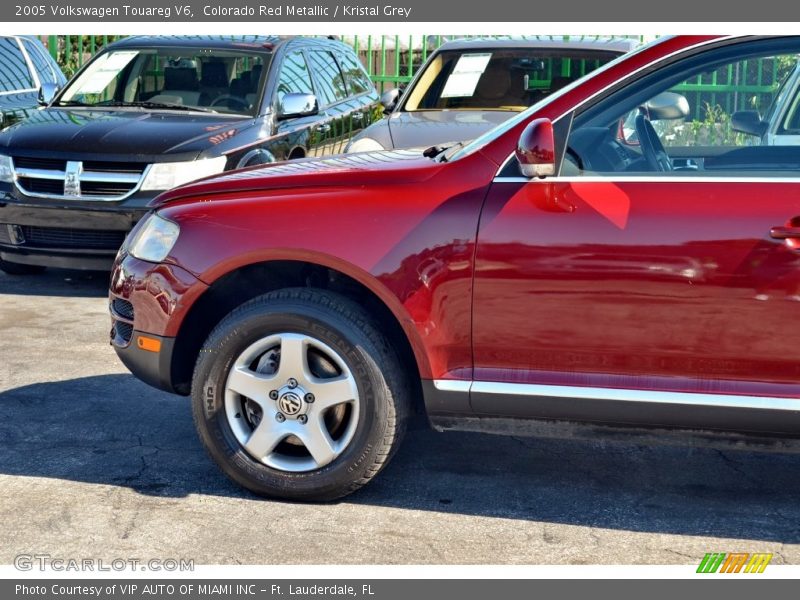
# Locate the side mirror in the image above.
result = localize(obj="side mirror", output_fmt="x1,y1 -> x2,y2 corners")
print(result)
380,88 -> 400,112
277,93 -> 318,120
732,110 -> 767,138
38,82 -> 60,106
516,118 -> 555,178
643,92 -> 689,120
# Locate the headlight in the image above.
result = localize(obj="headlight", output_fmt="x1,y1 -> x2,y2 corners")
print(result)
140,156 -> 227,191
0,154 -> 13,183
345,137 -> 386,153
127,213 -> 180,263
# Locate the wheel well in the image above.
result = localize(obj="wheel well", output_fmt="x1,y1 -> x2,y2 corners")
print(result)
288,147 -> 305,160
170,261 -> 423,412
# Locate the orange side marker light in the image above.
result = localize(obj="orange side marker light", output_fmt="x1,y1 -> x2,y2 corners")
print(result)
137,336 -> 162,353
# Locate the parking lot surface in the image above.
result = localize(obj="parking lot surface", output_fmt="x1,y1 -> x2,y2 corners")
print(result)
1,269 -> 800,565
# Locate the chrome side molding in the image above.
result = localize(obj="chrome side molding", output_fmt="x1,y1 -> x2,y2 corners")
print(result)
434,380 -> 800,411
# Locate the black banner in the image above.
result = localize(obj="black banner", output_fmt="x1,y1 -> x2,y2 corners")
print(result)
3,580 -> 797,600
3,0 -> 796,22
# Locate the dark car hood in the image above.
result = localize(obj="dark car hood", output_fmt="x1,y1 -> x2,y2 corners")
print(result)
387,110 -> 517,149
154,149 -> 439,206
0,107 -> 253,162
0,91 -> 37,111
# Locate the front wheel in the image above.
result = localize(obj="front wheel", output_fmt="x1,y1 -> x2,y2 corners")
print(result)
192,288 -> 409,501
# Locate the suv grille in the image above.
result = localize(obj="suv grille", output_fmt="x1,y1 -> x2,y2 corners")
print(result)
110,296 -> 135,347
20,226 -> 126,250
111,298 -> 135,320
14,157 -> 66,170
12,157 -> 147,200
17,177 -> 63,195
112,321 -> 134,345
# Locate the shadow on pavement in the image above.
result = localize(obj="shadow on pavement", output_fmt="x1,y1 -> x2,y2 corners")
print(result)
1,373 -> 800,543
0,269 -> 109,298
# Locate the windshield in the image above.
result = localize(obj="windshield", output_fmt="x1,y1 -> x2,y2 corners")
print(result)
446,39 -> 662,162
404,48 -> 622,113
762,62 -> 799,127
58,47 -> 271,116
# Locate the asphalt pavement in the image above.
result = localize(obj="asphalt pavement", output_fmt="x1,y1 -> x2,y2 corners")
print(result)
1,268 -> 799,565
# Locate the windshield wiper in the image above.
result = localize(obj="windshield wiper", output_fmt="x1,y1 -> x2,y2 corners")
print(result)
94,100 -> 218,113
423,141 -> 463,162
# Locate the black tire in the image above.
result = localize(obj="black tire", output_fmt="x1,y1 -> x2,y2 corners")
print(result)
191,287 -> 409,501
0,259 -> 45,275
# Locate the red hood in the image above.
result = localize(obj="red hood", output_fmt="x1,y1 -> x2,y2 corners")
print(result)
151,149 -> 440,207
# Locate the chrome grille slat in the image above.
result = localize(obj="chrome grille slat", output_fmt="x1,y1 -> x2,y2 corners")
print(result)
14,168 -> 69,180
79,171 -> 141,184
16,167 -> 142,184
11,157 -> 149,201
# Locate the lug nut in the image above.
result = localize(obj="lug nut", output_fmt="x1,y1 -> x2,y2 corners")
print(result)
275,413 -> 286,423
298,415 -> 308,424
269,390 -> 279,400
304,393 -> 315,403
287,378 -> 298,389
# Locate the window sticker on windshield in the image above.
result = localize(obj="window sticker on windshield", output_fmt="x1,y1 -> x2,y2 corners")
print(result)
77,51 -> 140,94
441,53 -> 493,98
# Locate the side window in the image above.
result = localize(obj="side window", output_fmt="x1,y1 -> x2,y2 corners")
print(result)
565,43 -> 800,177
307,50 -> 348,106
772,66 -> 800,137
336,51 -> 372,96
22,39 -> 56,84
0,38 -> 34,92
276,51 -> 314,104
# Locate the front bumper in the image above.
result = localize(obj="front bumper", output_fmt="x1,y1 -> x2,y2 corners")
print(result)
109,251 -> 208,395
113,328 -> 178,393
0,191 -> 153,270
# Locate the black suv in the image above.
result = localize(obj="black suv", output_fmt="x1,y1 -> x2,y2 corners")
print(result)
0,36 -> 66,130
0,35 -> 381,274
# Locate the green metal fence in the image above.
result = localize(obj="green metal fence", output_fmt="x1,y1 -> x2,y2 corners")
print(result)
673,56 -> 789,120
42,35 -> 786,121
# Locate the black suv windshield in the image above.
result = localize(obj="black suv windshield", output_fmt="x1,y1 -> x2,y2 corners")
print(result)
58,47 -> 271,116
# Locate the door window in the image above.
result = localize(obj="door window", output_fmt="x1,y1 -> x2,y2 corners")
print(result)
336,51 -> 372,96
0,38 -> 34,92
22,39 -> 57,84
308,50 -> 348,106
276,51 -> 314,104
565,40 -> 800,177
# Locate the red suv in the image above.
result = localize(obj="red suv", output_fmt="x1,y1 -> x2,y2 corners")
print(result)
111,35 -> 800,500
